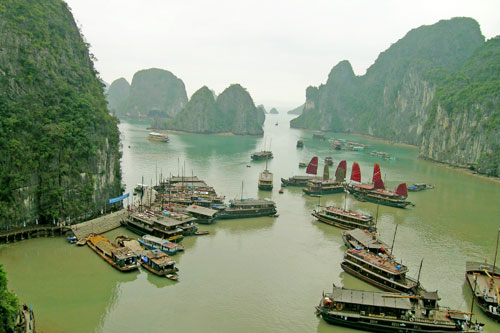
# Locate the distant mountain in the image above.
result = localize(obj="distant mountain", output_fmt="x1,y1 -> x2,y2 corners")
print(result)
269,107 -> 279,114
287,104 -> 304,115
106,77 -> 130,114
159,84 -> 264,135
122,68 -> 187,118
290,17 -> 500,175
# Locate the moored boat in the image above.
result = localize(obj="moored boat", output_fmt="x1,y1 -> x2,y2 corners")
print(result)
408,183 -> 434,192
251,150 -> 273,160
341,228 -> 390,254
185,204 -> 218,224
316,285 -> 483,332
312,207 -> 375,231
87,234 -> 139,271
298,162 -> 307,168
217,199 -> 277,219
138,234 -> 184,255
465,229 -> 500,322
258,157 -> 273,191
324,156 -> 333,165
147,132 -> 169,142
139,249 -> 178,276
281,175 -> 319,187
303,179 -> 344,196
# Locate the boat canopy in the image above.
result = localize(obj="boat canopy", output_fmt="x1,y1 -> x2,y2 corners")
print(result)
344,229 -> 388,249
186,205 -> 218,217
331,287 -> 412,310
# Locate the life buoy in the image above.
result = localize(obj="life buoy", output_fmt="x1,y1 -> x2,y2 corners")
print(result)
336,303 -> 344,311
409,317 -> 415,322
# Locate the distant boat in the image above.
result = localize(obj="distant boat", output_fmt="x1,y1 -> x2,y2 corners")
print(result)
312,207 -> 375,231
147,132 -> 169,142
312,134 -> 326,141
251,151 -> 273,160
217,199 -> 277,219
275,121 -> 278,126
296,138 -> 304,148
258,157 -> 273,191
324,156 -> 333,165
298,162 -> 307,168
281,175 -> 319,187
139,249 -> 179,277
408,183 -> 434,192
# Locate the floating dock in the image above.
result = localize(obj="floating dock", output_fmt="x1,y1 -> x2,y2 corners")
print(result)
71,209 -> 127,240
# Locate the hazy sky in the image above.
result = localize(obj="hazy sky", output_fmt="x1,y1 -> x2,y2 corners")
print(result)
65,0 -> 500,110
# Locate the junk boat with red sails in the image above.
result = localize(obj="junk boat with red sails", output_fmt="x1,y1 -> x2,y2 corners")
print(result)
303,158 -> 344,196
345,162 -> 412,208
465,229 -> 500,322
316,284 -> 484,332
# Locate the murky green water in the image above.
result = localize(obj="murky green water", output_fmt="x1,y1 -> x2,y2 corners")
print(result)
1,114 -> 500,332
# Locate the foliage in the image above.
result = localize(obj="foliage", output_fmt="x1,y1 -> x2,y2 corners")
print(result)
0,264 -> 18,332
0,0 -> 122,226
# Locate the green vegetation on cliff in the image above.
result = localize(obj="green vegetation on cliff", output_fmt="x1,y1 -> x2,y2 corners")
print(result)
0,264 -> 18,331
106,77 -> 130,114
422,36 -> 500,176
160,84 -> 264,135
121,68 -> 187,119
0,0 -> 122,225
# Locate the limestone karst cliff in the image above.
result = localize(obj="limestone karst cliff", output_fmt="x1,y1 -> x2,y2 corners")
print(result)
0,0 -> 122,225
291,17 -> 500,175
160,84 -> 264,135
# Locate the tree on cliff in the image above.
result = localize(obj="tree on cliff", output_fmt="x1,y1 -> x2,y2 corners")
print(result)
0,264 -> 18,332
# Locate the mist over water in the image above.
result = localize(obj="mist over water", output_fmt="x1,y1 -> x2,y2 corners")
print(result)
1,113 -> 499,332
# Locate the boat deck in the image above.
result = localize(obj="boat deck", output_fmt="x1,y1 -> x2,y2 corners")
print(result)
347,249 -> 408,275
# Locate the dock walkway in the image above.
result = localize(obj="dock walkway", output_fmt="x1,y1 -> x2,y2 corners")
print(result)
71,209 -> 127,240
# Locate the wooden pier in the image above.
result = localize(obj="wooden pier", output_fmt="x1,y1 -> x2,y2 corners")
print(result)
71,209 -> 127,240
0,225 -> 66,244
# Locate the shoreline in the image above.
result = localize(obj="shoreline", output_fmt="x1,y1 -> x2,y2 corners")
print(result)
148,128 -> 263,137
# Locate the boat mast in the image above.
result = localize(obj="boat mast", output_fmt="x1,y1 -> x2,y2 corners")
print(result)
390,224 -> 398,255
343,191 -> 347,211
375,204 -> 380,231
493,228 -> 500,276
241,180 -> 244,200
470,275 -> 477,322
416,258 -> 424,288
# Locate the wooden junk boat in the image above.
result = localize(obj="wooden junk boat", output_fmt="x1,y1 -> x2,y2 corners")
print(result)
87,234 -> 139,271
341,228 -> 390,253
312,207 -> 375,232
316,284 -> 484,332
217,199 -> 277,219
250,150 -> 273,160
258,156 -> 273,191
139,249 -> 179,277
345,162 -> 412,208
303,160 -> 346,196
281,175 -> 319,187
465,229 -> 500,322
341,245 -> 421,295
138,234 -> 184,255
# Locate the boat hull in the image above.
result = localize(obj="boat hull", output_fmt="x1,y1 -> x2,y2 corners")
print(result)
140,261 -> 178,276
318,308 -> 465,332
303,187 -> 344,195
217,208 -> 277,220
465,262 -> 500,322
312,212 -> 375,232
87,241 -> 138,272
349,190 -> 411,208
341,262 -> 416,294
258,184 -> 273,191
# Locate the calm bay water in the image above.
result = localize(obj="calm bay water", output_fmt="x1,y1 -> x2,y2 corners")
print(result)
1,114 -> 500,332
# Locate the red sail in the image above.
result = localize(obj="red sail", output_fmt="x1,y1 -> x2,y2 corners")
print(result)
350,162 -> 361,182
374,178 -> 385,190
372,162 -> 382,184
396,183 -> 408,198
335,160 -> 347,182
306,156 -> 318,175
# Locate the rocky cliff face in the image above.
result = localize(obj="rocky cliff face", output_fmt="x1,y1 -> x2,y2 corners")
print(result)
123,68 -> 187,118
106,77 -> 130,115
290,17 -> 500,174
0,0 -> 122,225
420,36 -> 500,176
161,84 -> 264,135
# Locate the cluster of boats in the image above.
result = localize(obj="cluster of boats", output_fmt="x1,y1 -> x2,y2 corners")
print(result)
370,150 -> 396,160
